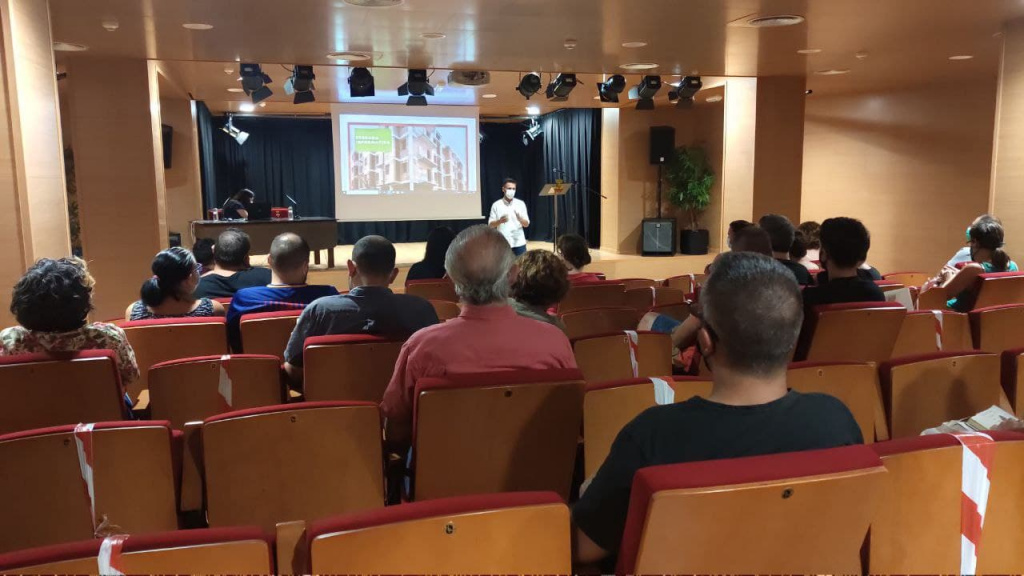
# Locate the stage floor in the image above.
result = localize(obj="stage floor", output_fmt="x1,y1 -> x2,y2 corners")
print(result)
253,241 -> 718,291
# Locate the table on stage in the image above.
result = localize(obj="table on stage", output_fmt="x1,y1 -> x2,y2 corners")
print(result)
191,217 -> 339,268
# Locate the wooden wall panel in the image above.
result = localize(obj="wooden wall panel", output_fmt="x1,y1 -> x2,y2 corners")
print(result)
753,76 -> 806,223
720,78 -> 758,251
160,99 -> 202,246
992,20 -> 1024,256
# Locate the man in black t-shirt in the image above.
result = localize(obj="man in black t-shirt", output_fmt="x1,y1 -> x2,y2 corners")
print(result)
760,213 -> 814,285
572,252 -> 862,566
194,228 -> 272,299
222,189 -> 255,220
804,217 -> 886,309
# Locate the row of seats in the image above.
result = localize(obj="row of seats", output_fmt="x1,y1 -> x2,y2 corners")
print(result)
3,436 -> 1023,574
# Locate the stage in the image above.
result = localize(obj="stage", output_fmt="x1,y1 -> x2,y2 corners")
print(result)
252,241 -> 718,291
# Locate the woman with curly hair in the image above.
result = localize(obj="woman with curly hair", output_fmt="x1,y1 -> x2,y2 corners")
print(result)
1,257 -> 139,397
510,249 -> 570,334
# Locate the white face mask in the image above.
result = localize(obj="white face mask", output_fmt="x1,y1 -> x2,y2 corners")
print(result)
504,188 -> 516,200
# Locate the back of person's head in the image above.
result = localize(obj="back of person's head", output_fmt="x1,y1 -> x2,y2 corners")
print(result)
556,234 -> 591,270
423,226 -> 456,268
511,250 -> 570,308
269,233 -> 310,275
970,217 -> 1012,272
731,225 -> 773,257
758,214 -> 797,254
141,247 -> 198,307
11,258 -> 95,332
728,220 -> 752,237
797,221 -> 822,250
193,238 -> 215,270
352,235 -> 397,281
702,252 -> 803,376
446,225 -> 515,306
790,229 -> 809,261
234,189 -> 255,202
820,217 -> 871,269
214,228 -> 251,269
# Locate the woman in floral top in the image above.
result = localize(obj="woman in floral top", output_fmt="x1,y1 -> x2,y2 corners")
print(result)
0,257 -> 139,396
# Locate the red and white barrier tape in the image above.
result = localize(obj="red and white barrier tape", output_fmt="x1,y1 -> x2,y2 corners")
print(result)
217,354 -> 233,408
624,331 -> 639,378
932,310 -> 945,351
649,377 -> 675,405
97,534 -> 128,575
73,423 -> 97,531
954,432 -> 995,575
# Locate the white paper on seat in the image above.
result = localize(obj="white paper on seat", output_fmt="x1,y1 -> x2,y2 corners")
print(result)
650,377 -> 675,405
885,287 -> 915,310
97,534 -> 128,576
73,423 -> 97,531
217,354 -> 233,408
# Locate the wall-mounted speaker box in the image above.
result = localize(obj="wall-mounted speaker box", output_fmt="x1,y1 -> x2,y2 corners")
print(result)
642,218 -> 677,255
649,126 -> 675,165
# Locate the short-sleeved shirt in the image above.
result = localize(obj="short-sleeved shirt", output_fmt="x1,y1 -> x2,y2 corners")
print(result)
573,391 -> 863,555
948,260 -> 1020,312
509,298 -> 568,335
777,258 -> 814,285
0,323 -> 140,395
194,268 -> 273,299
222,198 -> 246,220
128,298 -> 216,321
488,198 -> 529,248
283,286 -> 439,366
380,304 -> 577,448
802,276 -> 887,309
227,284 -> 340,352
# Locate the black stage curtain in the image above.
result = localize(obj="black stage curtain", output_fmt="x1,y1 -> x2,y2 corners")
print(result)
199,106 -> 600,245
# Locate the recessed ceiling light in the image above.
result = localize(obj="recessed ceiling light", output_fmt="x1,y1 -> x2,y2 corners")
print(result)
526,105 -> 540,116
239,102 -> 255,112
797,48 -> 822,55
731,14 -> 806,28
481,93 -> 497,99
949,55 -> 974,61
342,0 -> 404,6
622,41 -> 647,49
620,62 -> 659,70
227,88 -> 245,93
420,32 -> 446,39
53,42 -> 88,52
182,23 -> 214,30
327,51 -> 373,62
593,95 -> 601,100
259,102 -> 267,108
705,95 -> 723,103
815,68 -> 851,76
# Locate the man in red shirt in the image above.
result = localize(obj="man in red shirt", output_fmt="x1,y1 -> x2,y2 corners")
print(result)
381,225 -> 577,450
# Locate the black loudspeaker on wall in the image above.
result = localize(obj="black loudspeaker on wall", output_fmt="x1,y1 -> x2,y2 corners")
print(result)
649,126 -> 675,165
642,218 -> 676,256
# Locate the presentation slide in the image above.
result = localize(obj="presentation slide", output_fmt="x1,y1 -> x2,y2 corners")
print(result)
332,104 -> 481,222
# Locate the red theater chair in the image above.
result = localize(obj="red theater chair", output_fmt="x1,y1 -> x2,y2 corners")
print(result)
917,287 -> 951,311
302,335 -> 403,402
0,421 -> 179,554
405,279 -> 457,302
624,287 -> 686,316
796,302 -> 906,363
970,304 -> 1024,353
560,306 -> 639,341
892,310 -> 972,357
239,310 -> 303,357
618,278 -> 657,291
647,302 -> 691,323
148,355 -> 285,429
308,492 -> 570,574
1000,348 -> 1024,417
202,402 -> 384,530
0,351 -> 125,435
429,299 -> 460,321
787,361 -> 885,442
616,445 -> 886,574
0,527 -> 274,575
883,271 -> 930,289
558,282 -> 627,313
573,331 -> 672,383
411,369 -> 585,501
663,274 -> 698,294
120,317 -> 228,403
972,271 -> 1024,309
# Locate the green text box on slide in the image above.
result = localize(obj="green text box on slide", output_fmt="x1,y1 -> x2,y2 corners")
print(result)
354,127 -> 394,153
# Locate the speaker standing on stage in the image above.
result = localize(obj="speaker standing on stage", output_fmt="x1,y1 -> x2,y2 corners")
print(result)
223,188 -> 255,220
488,178 -> 530,256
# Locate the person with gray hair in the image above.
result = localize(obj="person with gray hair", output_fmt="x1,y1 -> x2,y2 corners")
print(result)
381,225 -> 577,451
572,252 -> 863,567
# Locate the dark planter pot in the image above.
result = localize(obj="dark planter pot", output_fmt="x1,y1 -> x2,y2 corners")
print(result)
680,229 -> 710,255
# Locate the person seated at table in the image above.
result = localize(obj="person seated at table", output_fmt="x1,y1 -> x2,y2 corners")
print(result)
226,233 -> 339,352
126,247 -> 225,321
194,228 -> 272,299
803,217 -> 886,309
510,249 -> 571,334
222,188 -> 255,220
558,234 -> 603,284
407,226 -> 456,282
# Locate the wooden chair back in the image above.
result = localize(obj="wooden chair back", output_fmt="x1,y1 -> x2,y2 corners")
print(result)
648,303 -> 691,323
619,278 -> 657,291
787,362 -> 883,442
917,287 -> 950,311
624,287 -> 687,316
0,527 -> 274,575
882,272 -> 930,289
617,445 -> 886,575
974,271 -> 1024,309
663,274 -> 697,294
880,351 -> 1005,438
0,351 -> 124,435
121,318 -> 228,401
405,279 -> 457,302
302,335 -> 403,402
558,282 -> 626,313
573,331 -> 672,383
429,299 -> 461,321
892,310 -> 972,358
149,354 -> 284,429
1001,348 -> 1024,418
0,422 -> 179,553
202,402 -> 384,529
799,302 -> 906,363
412,369 -> 585,501
970,304 -> 1024,353
875,281 -> 905,293
308,492 -> 570,574
560,306 -> 638,341
239,310 -> 302,357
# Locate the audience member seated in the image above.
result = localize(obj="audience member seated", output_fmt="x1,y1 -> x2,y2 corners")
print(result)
381,225 -> 577,450
509,249 -> 570,334
572,252 -> 863,566
942,214 -> 999,273
0,258 -> 139,398
193,238 -> 215,276
938,216 -> 1018,312
226,233 -> 338,352
759,214 -> 814,285
797,221 -> 822,263
283,235 -> 439,386
222,188 -> 255,220
125,247 -> 225,321
726,219 -> 752,250
558,234 -> 602,284
193,228 -> 272,299
728,225 -> 773,256
407,226 -> 456,282
791,229 -> 820,273
803,217 -> 885,309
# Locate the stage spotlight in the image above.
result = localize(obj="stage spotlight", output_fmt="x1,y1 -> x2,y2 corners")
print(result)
220,116 -> 250,145
521,119 -> 542,146
239,63 -> 273,104
545,73 -> 578,101
516,73 -> 542,100
668,76 -> 703,108
629,75 -> 662,110
397,69 -> 434,106
284,65 -> 316,104
598,74 -> 626,103
349,67 -> 375,97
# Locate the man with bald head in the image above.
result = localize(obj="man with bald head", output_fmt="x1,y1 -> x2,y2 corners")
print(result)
381,225 -> 577,451
283,235 -> 438,386
226,232 -> 338,351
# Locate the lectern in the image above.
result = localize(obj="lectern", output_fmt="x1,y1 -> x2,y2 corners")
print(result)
540,181 -> 573,248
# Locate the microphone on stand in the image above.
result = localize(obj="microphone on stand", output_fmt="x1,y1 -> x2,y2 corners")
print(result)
284,194 -> 301,220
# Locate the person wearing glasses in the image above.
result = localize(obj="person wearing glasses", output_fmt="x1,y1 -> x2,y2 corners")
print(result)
125,247 -> 225,320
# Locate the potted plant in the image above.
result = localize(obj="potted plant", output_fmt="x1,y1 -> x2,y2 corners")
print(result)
665,145 -> 715,255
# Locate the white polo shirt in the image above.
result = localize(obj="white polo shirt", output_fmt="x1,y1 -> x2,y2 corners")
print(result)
488,197 -> 529,248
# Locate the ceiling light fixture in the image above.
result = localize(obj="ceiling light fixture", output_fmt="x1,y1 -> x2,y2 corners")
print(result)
182,23 -> 214,30
629,75 -> 662,110
398,69 -> 434,106
668,76 -> 703,108
731,14 -> 805,28
797,48 -> 822,54
284,65 -> 316,104
598,74 -> 626,103
705,95 -> 724,103
949,55 -> 975,61
349,67 -> 375,97
526,105 -> 541,116
516,73 -> 542,100
227,88 -> 244,93
815,68 -> 851,76
239,63 -> 273,103
53,42 -> 88,52
327,51 -> 373,62
239,102 -> 256,113
622,41 -> 648,48
522,119 -> 542,146
342,0 -> 404,6
620,62 -> 659,70
482,93 -> 497,99
220,115 -> 250,145
101,20 -> 119,32
420,32 -> 446,39
545,73 -> 578,101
